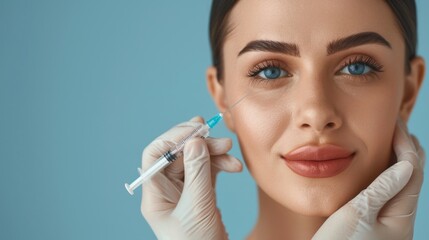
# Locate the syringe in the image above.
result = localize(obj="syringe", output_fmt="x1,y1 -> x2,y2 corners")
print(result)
124,113 -> 224,195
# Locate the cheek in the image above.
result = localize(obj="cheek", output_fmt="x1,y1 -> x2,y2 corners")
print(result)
232,102 -> 282,158
227,84 -> 288,146
348,79 -> 401,157
344,79 -> 402,187
229,92 -> 291,177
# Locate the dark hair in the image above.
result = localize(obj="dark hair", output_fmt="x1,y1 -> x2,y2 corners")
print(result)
209,0 -> 417,80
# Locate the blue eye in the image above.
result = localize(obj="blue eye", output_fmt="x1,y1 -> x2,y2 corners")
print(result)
258,67 -> 288,79
340,63 -> 371,75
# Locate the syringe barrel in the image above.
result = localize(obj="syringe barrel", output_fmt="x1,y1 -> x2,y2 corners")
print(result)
140,154 -> 171,182
125,155 -> 170,194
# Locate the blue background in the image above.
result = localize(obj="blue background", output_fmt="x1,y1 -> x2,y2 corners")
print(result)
0,1 -> 427,239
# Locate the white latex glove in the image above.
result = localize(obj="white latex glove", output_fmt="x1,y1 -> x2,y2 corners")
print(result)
140,116 -> 242,240
313,118 -> 425,240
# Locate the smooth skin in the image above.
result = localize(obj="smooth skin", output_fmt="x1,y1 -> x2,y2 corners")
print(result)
207,0 -> 425,239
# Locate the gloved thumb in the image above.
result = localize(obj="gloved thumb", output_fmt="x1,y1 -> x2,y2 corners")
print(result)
348,161 -> 413,224
175,137 -> 215,211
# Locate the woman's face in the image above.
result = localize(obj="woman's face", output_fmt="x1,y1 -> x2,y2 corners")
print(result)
211,0 -> 411,216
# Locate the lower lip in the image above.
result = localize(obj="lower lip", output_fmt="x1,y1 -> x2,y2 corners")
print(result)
283,155 -> 354,178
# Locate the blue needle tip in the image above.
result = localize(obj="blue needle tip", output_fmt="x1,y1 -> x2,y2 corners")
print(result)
206,113 -> 223,128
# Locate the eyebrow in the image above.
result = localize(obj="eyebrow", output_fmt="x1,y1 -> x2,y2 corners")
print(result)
327,32 -> 391,55
238,40 -> 300,57
237,32 -> 391,57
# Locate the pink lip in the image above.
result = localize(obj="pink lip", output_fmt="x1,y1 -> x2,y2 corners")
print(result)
282,144 -> 355,178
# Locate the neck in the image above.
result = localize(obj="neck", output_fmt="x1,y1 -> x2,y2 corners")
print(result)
247,187 -> 327,240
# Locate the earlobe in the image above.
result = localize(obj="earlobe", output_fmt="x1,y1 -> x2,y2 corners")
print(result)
400,57 -> 425,122
206,67 -> 235,132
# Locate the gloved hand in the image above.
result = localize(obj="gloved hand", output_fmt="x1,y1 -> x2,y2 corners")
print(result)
140,116 -> 242,240
313,118 -> 425,240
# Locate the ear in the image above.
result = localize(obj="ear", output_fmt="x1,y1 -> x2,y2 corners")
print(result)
400,57 -> 425,122
206,66 -> 236,132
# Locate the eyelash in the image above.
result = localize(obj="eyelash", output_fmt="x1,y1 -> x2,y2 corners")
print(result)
246,56 -> 384,82
247,60 -> 290,79
339,55 -> 384,74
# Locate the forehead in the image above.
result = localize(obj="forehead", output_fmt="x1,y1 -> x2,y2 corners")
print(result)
224,0 -> 403,54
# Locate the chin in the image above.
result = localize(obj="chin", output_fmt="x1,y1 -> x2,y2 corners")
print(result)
290,197 -> 347,217
279,182 -> 362,217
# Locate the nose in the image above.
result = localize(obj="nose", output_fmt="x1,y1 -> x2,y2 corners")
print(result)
292,86 -> 342,134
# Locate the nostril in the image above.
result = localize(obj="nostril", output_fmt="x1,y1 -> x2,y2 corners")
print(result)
301,123 -> 311,128
326,122 -> 335,128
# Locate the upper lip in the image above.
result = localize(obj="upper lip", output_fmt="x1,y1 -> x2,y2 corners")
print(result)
282,144 -> 354,161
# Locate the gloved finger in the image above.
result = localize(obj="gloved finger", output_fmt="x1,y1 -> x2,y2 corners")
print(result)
181,137 -> 213,193
210,154 -> 243,189
141,172 -> 183,217
348,161 -> 413,224
410,135 -> 425,168
211,154 -> 243,173
379,134 -> 425,221
173,138 -> 217,221
312,203 -> 360,239
205,137 -> 233,156
392,121 -> 423,195
394,118 -> 418,166
163,157 -> 185,184
190,115 -> 205,124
